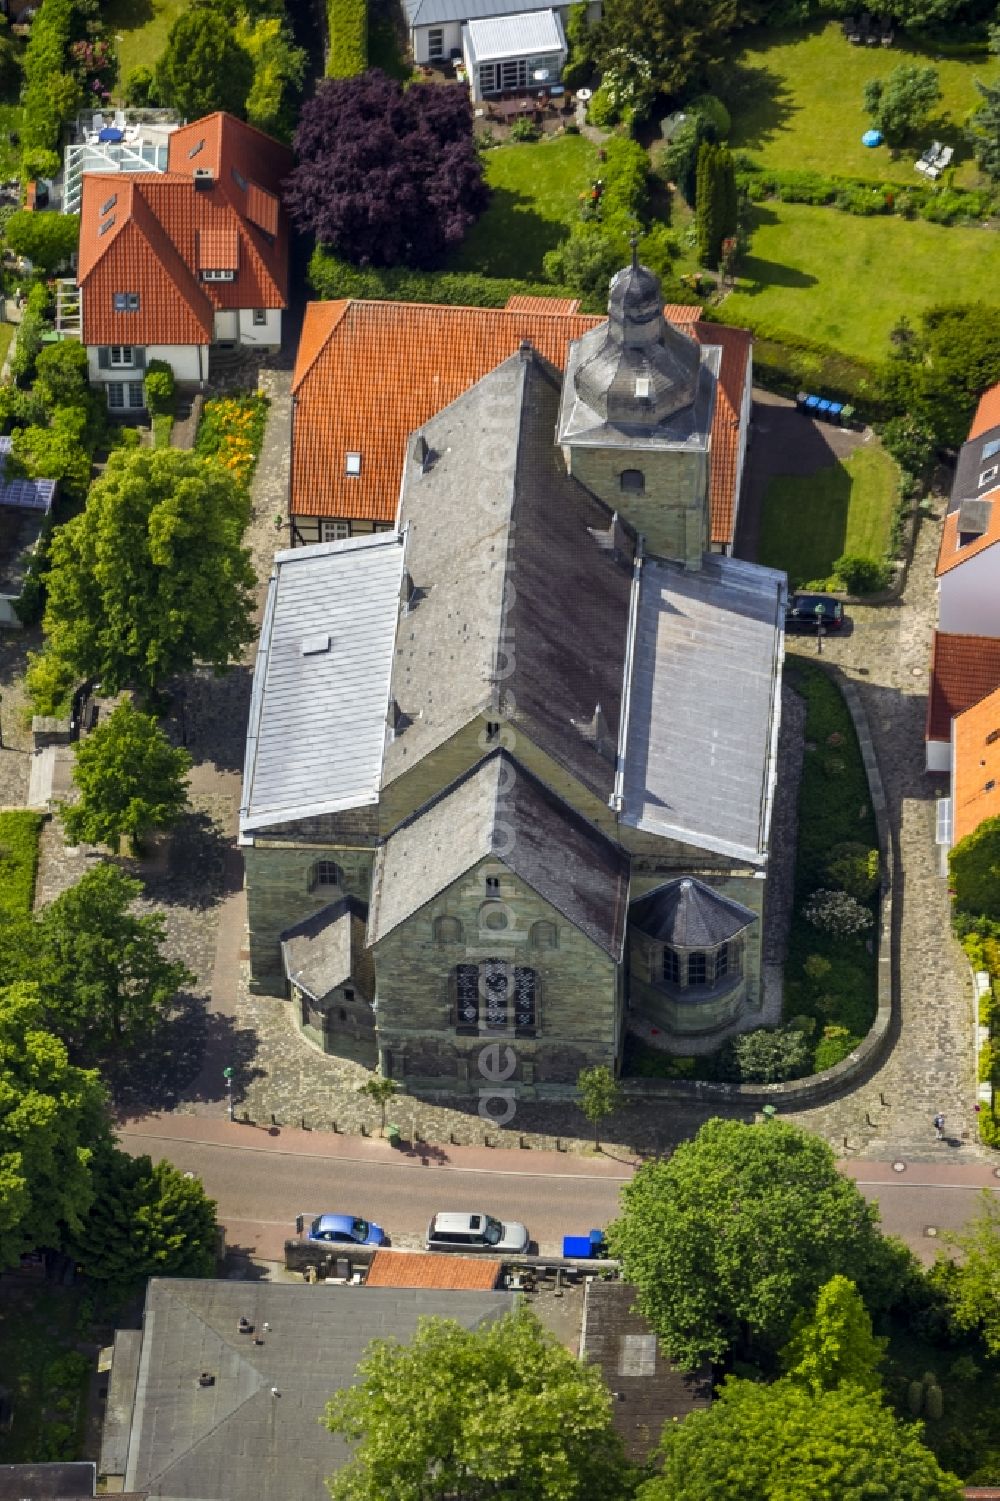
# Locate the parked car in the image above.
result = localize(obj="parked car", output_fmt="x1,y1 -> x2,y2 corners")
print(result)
785,592 -> 845,632
296,1213 -> 385,1246
426,1211 -> 529,1254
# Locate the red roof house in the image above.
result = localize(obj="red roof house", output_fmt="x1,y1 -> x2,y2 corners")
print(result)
77,112 -> 291,412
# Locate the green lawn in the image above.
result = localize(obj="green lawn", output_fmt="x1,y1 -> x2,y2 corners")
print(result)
758,443 -> 898,587
104,0 -> 187,85
450,135 -> 598,280
720,20 -> 990,187
722,199 -> 1000,362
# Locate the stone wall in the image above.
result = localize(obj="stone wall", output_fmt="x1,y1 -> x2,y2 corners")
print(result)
373,855 -> 621,1094
244,841 -> 376,993
563,444 -> 709,568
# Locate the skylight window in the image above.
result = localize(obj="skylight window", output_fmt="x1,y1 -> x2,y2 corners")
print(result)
98,215 -> 115,237
983,438 -> 1000,461
188,138 -> 205,159
345,452 -> 362,476
231,167 -> 248,191
634,376 -> 651,399
980,466 -> 999,487
100,193 -> 117,216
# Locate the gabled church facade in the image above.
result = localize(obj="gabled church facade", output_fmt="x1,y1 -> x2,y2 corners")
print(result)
240,260 -> 786,1095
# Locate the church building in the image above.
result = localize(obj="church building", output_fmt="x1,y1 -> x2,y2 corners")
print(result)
239,260 -> 786,1095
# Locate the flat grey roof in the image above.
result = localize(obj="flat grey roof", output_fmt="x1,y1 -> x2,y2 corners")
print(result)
240,534 -> 403,836
620,553 -> 785,864
122,1280 -> 515,1500
465,8 -> 564,62
0,1465 -> 95,1500
99,1329 -> 142,1478
405,0 -> 557,29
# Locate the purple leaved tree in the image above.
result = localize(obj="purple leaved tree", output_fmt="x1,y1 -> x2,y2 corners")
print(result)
284,70 -> 490,268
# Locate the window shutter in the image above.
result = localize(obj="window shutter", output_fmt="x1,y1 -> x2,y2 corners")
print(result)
97,346 -> 110,369
132,347 -> 146,370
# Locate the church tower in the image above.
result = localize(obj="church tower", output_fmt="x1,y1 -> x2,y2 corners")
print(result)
556,251 -> 719,569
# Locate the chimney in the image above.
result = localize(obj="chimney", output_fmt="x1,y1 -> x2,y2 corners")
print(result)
412,434 -> 433,473
193,167 -> 214,191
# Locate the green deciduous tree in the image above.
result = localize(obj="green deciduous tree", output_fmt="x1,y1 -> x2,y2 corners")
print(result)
0,983 -> 107,1269
325,1306 -> 635,1501
4,211 -> 80,273
605,1118 -> 906,1368
780,1275 -> 887,1394
155,6 -> 254,120
863,65 -> 941,146
35,862 -> 192,1058
71,1146 -> 217,1287
27,446 -> 256,711
637,1377 -> 963,1501
577,1065 -> 623,1150
596,0 -> 737,98
357,1073 -> 400,1136
235,12 -> 306,137
61,700 -> 192,852
949,815 -> 1000,921
969,74 -> 1000,180
930,1191 -> 1000,1356
883,303 -> 1000,450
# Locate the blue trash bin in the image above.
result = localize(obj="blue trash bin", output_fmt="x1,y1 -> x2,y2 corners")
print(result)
563,1235 -> 593,1258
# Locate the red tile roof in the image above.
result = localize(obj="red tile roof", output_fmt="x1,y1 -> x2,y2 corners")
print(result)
935,488 -> 1000,576
290,298 -> 751,547
365,1250 -> 502,1290
926,631 -> 1000,742
970,382 -> 1000,441
953,684 -> 1000,843
78,112 -> 292,348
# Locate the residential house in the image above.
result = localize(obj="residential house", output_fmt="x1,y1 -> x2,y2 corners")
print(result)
289,295 -> 752,555
242,260 -> 785,1094
99,1279 -> 514,1499
950,684 -> 1000,848
925,632 -> 1000,774
405,0 -> 599,79
76,112 -> 291,412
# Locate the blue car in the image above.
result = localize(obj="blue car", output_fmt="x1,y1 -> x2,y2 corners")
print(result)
297,1213 -> 386,1246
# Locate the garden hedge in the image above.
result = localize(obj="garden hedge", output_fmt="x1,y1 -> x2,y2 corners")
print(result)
327,0 -> 368,77
310,246 -> 592,308
0,811 -> 45,918
735,159 -> 995,227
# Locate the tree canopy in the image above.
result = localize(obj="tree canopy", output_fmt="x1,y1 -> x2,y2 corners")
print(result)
931,1191 -> 1000,1357
637,1378 -> 964,1501
948,815 -> 1000,921
0,983 -> 107,1269
325,1307 -> 635,1501
577,1065 -> 623,1150
884,304 -> 1000,450
34,862 -> 192,1059
61,700 -> 192,853
780,1275 -> 886,1395
863,65 -> 941,145
605,1118 -> 904,1368
155,5 -> 254,120
4,211 -> 80,274
285,71 -> 489,268
71,1146 -> 218,1286
596,0 -> 737,98
27,447 -> 256,712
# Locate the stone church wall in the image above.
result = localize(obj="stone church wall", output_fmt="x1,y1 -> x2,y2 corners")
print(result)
564,445 -> 709,568
244,842 -> 376,994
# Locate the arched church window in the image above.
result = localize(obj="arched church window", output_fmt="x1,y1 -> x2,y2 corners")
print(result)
434,914 -> 463,944
308,859 -> 341,892
453,960 -> 538,1034
620,468 -> 645,494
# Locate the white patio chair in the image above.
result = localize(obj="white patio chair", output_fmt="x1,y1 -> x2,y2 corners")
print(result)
935,145 -> 954,170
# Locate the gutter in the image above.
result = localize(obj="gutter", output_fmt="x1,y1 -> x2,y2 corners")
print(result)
610,534 -> 644,812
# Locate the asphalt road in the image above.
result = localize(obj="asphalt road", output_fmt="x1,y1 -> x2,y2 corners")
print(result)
120,1123 -> 1000,1265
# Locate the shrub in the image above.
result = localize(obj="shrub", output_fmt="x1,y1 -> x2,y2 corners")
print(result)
826,842 -> 880,900
0,811 -> 44,918
880,415 -> 935,475
327,0 -> 368,77
124,65 -> 157,106
804,890 -> 874,939
722,1025 -> 811,1083
4,211 -> 80,274
510,118 -> 539,143
687,93 -> 730,138
195,391 -> 269,492
978,1040 -> 1000,1085
813,1025 -> 860,1071
586,83 -> 619,128
981,1108 -> 1000,1149
949,816 -> 1000,921
833,554 -> 892,594
143,359 -> 175,418
310,246 -> 581,307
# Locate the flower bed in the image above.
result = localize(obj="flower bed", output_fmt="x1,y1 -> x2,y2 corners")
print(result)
194,392 -> 269,493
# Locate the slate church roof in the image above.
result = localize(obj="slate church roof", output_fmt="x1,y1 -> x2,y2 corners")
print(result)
629,878 -> 757,948
280,897 -> 369,1001
368,752 -> 630,959
385,347 -> 635,805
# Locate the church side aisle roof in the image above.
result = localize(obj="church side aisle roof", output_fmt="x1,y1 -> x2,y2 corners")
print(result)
240,533 -> 404,835
621,553 -> 786,865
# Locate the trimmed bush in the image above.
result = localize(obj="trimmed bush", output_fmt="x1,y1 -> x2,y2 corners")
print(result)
826,843 -> 880,900
327,0 -> 368,77
833,553 -> 892,594
0,810 -> 45,918
143,360 -> 175,418
310,245 -> 583,308
734,159 -> 992,226
721,1025 -> 811,1083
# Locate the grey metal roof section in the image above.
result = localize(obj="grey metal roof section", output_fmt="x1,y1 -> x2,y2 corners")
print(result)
99,1329 -> 142,1478
369,752 -> 630,959
240,533 -> 404,836
957,495 -> 993,538
621,553 -> 785,864
122,1280 -> 514,1500
558,318 -> 719,452
386,349 -> 634,804
405,0 -> 557,29
629,877 -> 756,947
950,423 -> 1000,510
280,896 -> 366,1000
464,8 -> 565,62
0,1464 -> 96,1499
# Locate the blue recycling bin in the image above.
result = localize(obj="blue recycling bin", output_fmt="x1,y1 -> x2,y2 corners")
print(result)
563,1235 -> 593,1258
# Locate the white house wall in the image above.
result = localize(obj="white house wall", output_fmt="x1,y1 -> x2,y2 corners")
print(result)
412,20 -> 463,62
238,307 -> 282,347
926,737 -> 951,774
938,546 -> 1000,636
86,344 -> 205,383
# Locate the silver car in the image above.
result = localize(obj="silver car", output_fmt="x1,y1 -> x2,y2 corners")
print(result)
425,1211 -> 529,1254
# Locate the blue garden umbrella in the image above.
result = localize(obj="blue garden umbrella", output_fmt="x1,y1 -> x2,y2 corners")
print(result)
862,128 -> 882,147
98,126 -> 124,142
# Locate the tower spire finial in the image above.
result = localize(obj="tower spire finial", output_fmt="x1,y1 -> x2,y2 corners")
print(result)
629,232 -> 639,269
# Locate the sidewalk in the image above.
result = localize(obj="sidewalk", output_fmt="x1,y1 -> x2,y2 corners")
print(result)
118,1112 -> 641,1180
